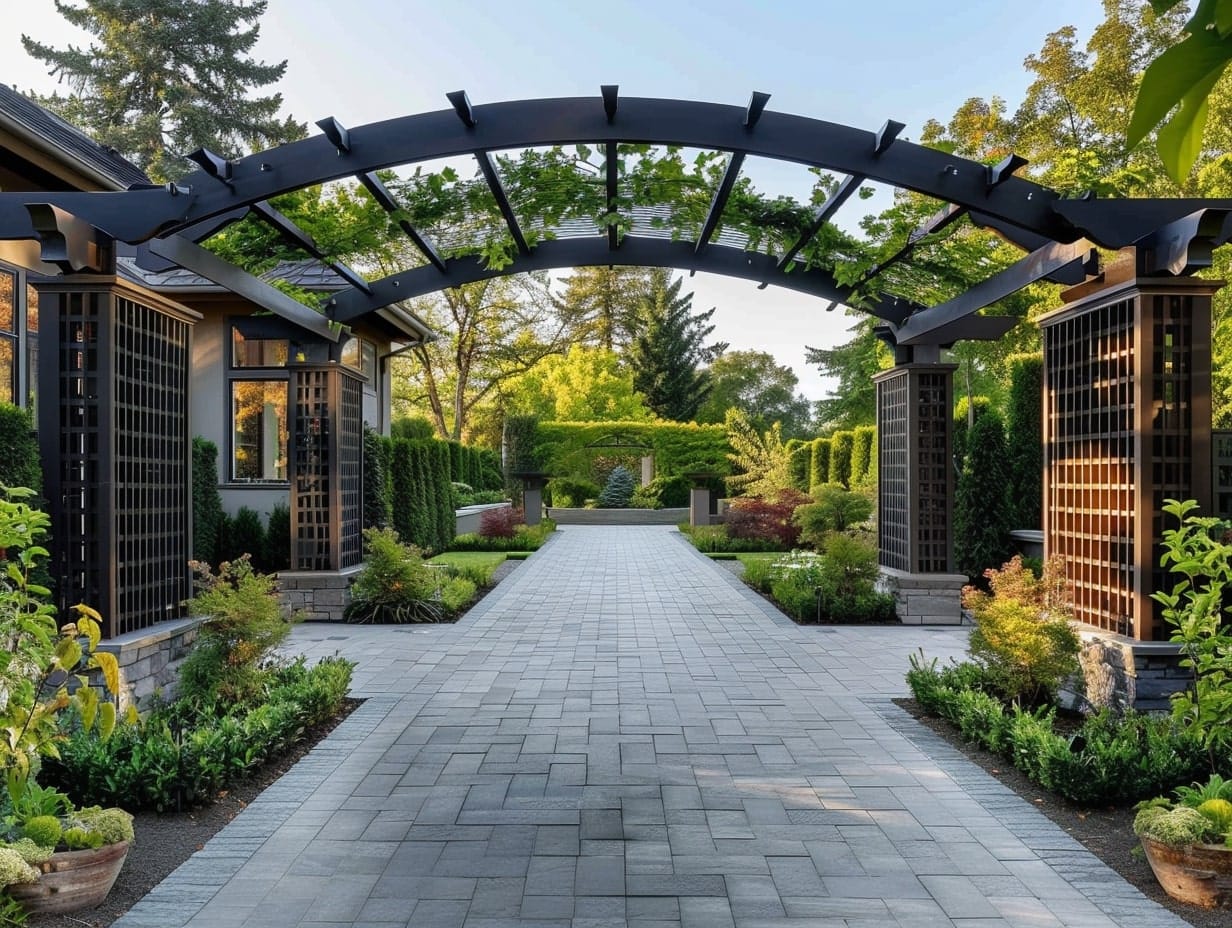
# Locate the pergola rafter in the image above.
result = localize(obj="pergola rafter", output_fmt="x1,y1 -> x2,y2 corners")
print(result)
2,89 -> 1231,350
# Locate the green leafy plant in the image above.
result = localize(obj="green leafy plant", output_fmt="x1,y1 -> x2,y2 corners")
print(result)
180,555 -> 298,708
963,555 -> 1079,705
1133,805 -> 1221,848
793,484 -> 874,547
344,528 -> 445,624
1151,498 -> 1232,770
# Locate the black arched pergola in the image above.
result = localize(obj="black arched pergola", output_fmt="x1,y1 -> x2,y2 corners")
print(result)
2,88 -> 1231,642
3,88 -> 1229,349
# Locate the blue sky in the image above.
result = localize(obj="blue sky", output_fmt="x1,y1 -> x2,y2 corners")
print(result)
4,0 -> 1109,400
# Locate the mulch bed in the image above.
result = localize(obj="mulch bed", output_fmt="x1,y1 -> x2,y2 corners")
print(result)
896,697 -> 1223,928
26,697 -> 363,928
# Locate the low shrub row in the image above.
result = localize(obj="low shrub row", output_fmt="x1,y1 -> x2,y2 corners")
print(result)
43,656 -> 354,812
742,542 -> 897,623
906,655 -> 1208,807
450,519 -> 555,552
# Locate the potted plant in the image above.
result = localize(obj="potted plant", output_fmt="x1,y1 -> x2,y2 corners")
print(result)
0,488 -> 131,918
1131,500 -> 1232,907
1134,776 -> 1232,907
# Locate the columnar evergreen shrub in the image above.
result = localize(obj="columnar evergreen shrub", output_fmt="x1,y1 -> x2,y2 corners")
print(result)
434,441 -> 455,550
788,441 -> 812,492
410,440 -> 434,549
224,506 -> 267,567
850,425 -> 875,486
597,465 -> 636,508
391,415 -> 435,440
391,439 -> 415,544
953,411 -> 1012,580
952,395 -> 991,471
362,427 -> 391,530
191,436 -> 224,564
1005,355 -> 1043,529
828,430 -> 854,488
808,437 -> 831,491
448,441 -> 464,482
264,502 -> 291,571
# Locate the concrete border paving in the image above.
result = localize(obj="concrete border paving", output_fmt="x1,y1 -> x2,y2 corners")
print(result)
114,526 -> 1192,927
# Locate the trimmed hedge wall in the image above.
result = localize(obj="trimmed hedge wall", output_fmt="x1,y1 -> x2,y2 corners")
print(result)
828,430 -> 854,489
533,420 -> 729,480
370,433 -> 496,551
850,425 -> 875,486
788,442 -> 812,493
808,437 -> 831,491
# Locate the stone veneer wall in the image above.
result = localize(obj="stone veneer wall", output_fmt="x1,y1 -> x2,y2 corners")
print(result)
278,566 -> 361,622
94,617 -> 204,710
547,507 -> 687,525
1074,632 -> 1189,713
876,567 -> 966,625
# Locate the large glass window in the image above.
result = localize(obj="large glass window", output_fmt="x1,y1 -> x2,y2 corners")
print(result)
232,329 -> 288,367
231,380 -> 287,481
340,337 -> 377,385
25,284 -> 37,414
0,272 -> 17,405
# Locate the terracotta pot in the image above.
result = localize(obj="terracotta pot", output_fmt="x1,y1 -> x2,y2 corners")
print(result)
1140,835 -> 1232,908
8,840 -> 130,915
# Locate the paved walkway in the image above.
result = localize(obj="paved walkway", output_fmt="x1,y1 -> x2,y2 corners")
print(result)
115,527 -> 1191,928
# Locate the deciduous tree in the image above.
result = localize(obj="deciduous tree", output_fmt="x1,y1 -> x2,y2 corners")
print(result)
696,350 -> 813,438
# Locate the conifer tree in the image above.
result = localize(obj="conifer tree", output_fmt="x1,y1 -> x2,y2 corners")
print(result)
23,0 -> 306,181
1005,355 -> 1044,529
597,466 -> 636,508
628,270 -> 720,422
953,411 -> 1012,580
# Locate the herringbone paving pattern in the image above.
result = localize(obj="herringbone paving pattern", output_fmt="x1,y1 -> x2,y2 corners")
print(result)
114,527 -> 1190,927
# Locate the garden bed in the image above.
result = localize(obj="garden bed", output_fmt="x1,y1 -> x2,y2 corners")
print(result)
896,697 -> 1216,928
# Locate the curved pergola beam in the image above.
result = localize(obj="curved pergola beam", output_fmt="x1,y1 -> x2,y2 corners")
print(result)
324,236 -> 920,326
160,95 -> 1072,243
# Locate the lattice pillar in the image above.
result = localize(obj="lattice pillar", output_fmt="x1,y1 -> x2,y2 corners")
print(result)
873,362 -> 965,624
36,277 -> 197,638
1041,277 -> 1217,641
288,364 -> 364,572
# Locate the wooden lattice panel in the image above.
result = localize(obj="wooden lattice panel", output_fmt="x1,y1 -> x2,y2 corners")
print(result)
290,365 -> 365,571
1042,279 -> 1214,641
1044,297 -> 1136,636
877,371 -> 909,571
338,372 -> 363,568
915,372 -> 951,573
112,297 -> 191,635
874,363 -> 955,575
41,283 -> 194,638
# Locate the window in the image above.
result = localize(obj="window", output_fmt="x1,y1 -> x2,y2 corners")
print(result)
0,272 -> 17,405
25,284 -> 37,413
232,329 -> 288,367
231,380 -> 287,481
340,337 -> 377,385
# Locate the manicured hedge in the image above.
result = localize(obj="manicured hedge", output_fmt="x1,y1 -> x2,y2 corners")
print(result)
808,437 -> 831,491
788,441 -> 812,493
533,420 -> 729,480
850,425 -> 875,486
1006,354 -> 1043,529
828,430 -> 854,489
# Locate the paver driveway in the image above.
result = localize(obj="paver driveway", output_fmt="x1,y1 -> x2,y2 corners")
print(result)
115,526 -> 1190,927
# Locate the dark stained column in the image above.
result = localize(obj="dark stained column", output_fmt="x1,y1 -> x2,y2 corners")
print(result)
1040,276 -> 1218,641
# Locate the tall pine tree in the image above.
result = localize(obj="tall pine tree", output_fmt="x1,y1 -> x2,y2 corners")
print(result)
23,0 -> 306,181
627,270 -> 720,422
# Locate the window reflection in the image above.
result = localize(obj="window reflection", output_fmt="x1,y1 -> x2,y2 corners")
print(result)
232,381 -> 287,481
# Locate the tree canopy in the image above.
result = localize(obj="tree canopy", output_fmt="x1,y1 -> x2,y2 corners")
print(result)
696,350 -> 814,439
23,0 -> 306,182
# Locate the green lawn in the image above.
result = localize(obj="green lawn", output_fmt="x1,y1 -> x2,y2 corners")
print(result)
429,551 -> 508,571
705,552 -> 782,566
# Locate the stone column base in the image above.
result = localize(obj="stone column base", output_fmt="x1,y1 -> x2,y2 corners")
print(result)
1073,630 -> 1186,713
689,488 -> 712,527
279,566 -> 363,622
877,567 -> 968,624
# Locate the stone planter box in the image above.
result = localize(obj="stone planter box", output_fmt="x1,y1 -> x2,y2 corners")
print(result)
455,501 -> 512,536
1140,836 -> 1232,908
547,507 -> 687,525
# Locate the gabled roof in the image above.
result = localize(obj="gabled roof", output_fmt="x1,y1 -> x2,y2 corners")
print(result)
0,84 -> 150,190
117,255 -> 434,345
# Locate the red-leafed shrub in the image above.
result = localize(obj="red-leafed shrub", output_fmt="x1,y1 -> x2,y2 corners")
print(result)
726,489 -> 810,549
479,506 -> 524,539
